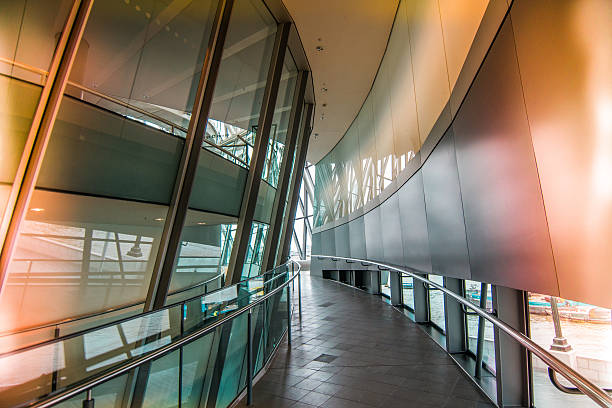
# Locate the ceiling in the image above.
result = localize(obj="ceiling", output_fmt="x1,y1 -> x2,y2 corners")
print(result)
282,0 -> 399,164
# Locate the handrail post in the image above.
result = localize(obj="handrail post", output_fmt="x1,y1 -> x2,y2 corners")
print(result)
286,284 -> 292,347
247,308 -> 253,405
82,389 -> 94,408
298,265 -> 302,319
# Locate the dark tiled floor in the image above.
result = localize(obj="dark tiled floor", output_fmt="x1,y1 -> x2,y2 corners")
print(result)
237,272 -> 494,408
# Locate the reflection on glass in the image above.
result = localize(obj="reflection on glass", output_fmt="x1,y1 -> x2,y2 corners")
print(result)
428,274 -> 445,332
242,222 -> 269,279
203,0 -> 277,166
0,0 -> 73,216
68,0 -> 219,133
0,191 -> 166,332
168,210 -> 237,300
528,292 -> 611,408
402,275 -> 414,310
464,280 -> 495,373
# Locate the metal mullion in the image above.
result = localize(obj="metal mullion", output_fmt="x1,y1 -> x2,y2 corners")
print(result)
0,0 -> 94,296
277,103 -> 314,264
261,70 -> 308,272
143,0 -> 235,311
225,22 -> 291,285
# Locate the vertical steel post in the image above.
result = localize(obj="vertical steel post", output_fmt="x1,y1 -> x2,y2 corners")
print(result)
82,389 -> 94,408
298,266 -> 302,319
475,282 -> 488,379
143,0 -> 235,311
277,103 -> 314,264
225,23 -> 292,285
247,308 -> 253,405
286,285 -> 292,347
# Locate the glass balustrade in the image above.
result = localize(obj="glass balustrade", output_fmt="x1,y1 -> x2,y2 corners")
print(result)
0,263 -> 295,408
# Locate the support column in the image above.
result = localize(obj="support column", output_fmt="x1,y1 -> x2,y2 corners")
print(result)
390,271 -> 402,306
413,275 -> 429,323
144,0 -> 235,310
0,0 -> 94,295
444,277 -> 467,354
225,22 -> 292,285
261,70 -> 308,272
277,103 -> 314,264
493,285 -> 530,407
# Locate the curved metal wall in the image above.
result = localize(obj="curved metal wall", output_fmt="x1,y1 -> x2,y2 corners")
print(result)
313,0 -> 612,309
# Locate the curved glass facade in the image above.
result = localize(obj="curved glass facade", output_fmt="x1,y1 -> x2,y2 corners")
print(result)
0,0 -> 312,334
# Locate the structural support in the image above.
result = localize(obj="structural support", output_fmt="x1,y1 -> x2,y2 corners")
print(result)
225,22 -> 292,285
261,70 -> 309,272
390,271 -> 402,306
493,285 -> 530,407
0,0 -> 94,296
143,0 -> 235,311
413,275 -> 429,324
443,277 -> 466,354
277,103 -> 314,264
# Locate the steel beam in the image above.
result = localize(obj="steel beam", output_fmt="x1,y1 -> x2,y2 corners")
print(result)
261,70 -> 308,272
144,0 -> 235,311
277,103 -> 314,264
225,22 -> 291,285
0,0 -> 94,296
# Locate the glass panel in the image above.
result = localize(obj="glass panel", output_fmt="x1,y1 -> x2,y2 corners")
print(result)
402,275 -> 414,310
216,312 -> 248,408
69,0 -> 219,133
428,275 -> 445,332
203,0 -> 277,165
241,222 -> 268,279
465,280 -> 495,373
528,293 -> 611,408
0,0 -> 73,215
167,210 -> 236,300
141,350 -> 180,408
0,192 -> 169,332
182,331 -> 215,408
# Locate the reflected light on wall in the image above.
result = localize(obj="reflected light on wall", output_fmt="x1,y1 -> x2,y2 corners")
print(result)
592,99 -> 612,200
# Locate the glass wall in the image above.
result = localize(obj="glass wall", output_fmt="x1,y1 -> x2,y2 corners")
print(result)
313,0 -> 488,227
0,0 -> 74,218
528,292 -> 611,408
401,275 -> 414,310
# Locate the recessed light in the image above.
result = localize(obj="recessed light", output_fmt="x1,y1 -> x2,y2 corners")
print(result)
197,222 -> 207,225
30,208 -> 45,212
154,217 -> 164,221
316,46 -> 324,51
322,103 -> 327,107
321,87 -> 327,92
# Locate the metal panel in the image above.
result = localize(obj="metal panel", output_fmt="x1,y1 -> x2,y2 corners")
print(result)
348,215 -> 367,260
511,0 -> 612,308
398,172 -> 432,273
363,206 -> 383,262
334,222 -> 350,258
453,17 -> 558,296
380,192 -> 403,266
321,228 -> 336,257
421,128 -> 471,279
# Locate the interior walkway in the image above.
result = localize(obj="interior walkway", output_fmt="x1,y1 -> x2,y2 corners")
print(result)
238,272 -> 494,408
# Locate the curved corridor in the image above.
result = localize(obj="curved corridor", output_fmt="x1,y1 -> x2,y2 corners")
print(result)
239,272 -> 493,408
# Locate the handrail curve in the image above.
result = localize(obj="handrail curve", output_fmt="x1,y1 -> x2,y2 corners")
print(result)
19,260 -> 300,408
315,255 -> 612,408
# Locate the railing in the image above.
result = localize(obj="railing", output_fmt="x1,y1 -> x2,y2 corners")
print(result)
0,269 -> 226,348
315,255 -> 612,408
0,57 -> 249,167
0,260 -> 301,408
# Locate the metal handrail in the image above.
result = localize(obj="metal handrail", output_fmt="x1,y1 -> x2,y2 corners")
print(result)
0,57 -> 249,167
0,265 -> 289,357
24,260 -> 301,408
0,270 -> 225,339
315,255 -> 612,408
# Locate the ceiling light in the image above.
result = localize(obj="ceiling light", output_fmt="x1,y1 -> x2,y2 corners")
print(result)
197,222 -> 207,225
321,87 -> 327,92
316,46 -> 324,51
322,103 -> 327,107
154,217 -> 164,221
30,208 -> 45,212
